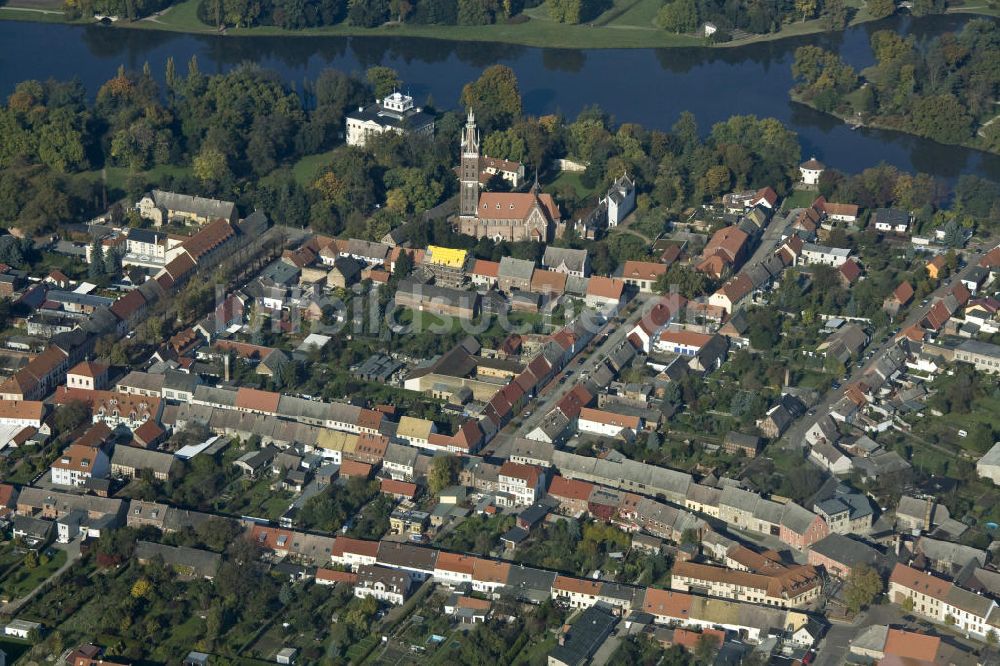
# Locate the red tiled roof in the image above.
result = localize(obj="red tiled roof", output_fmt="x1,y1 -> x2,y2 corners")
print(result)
471,259 -> 500,278
235,387 -> 281,413
477,192 -> 560,223
68,361 -> 107,379
380,478 -> 417,499
754,186 -> 778,207
634,296 -> 684,336
133,419 -> 165,445
358,409 -> 383,431
435,551 -> 476,575
339,459 -> 373,478
643,587 -> 692,618
499,461 -> 542,486
472,558 -> 510,584
452,419 -> 482,450
579,407 -> 641,430
704,226 -> 749,263
332,536 -> 379,559
893,281 -> 914,305
548,475 -> 593,502
316,568 -> 358,584
162,252 -> 196,281
838,258 -> 862,283
980,246 -> 1000,269
883,628 -> 940,660
622,260 -> 667,282
52,443 -> 102,474
530,269 -> 567,294
658,330 -> 713,349
0,400 -> 45,422
553,575 -> 601,596
182,218 -> 236,262
661,245 -> 681,265
556,384 -> 592,420
110,290 -> 146,322
586,276 -> 624,300
889,563 -> 950,602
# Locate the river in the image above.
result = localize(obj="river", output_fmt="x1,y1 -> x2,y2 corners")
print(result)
1,14 -> 998,181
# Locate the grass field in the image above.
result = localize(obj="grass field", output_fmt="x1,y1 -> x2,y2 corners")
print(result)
546,170 -> 596,199
4,0 -> 993,48
289,149 -> 337,186
68,163 -> 193,201
0,548 -> 67,601
781,189 -> 817,211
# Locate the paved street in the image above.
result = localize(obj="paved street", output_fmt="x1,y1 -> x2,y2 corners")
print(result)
516,295 -> 654,436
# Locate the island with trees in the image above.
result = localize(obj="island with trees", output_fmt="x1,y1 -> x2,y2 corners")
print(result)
790,18 -> 1000,154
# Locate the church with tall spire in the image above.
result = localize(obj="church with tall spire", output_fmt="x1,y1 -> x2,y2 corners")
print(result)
456,110 -> 562,243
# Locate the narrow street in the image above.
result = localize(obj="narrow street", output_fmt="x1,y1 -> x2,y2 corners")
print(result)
779,250 -> 984,450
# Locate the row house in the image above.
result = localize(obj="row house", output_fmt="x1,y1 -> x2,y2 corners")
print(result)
577,407 -> 642,438
889,563 -> 999,640
497,461 -> 545,507
550,575 -> 637,613
434,552 -> 477,587
52,388 -> 163,433
620,261 -> 666,293
0,346 -> 69,400
354,564 -> 412,606
546,475 -> 594,516
670,561 -> 822,609
641,587 -> 804,645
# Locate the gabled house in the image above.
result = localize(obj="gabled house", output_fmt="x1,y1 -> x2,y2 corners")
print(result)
51,444 -> 110,487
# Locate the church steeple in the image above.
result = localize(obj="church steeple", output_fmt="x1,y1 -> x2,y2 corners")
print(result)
459,109 -> 480,218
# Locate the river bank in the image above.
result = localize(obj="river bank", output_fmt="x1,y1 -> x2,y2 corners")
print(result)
1,14 -> 998,181
0,0 -> 930,49
790,91 -> 998,159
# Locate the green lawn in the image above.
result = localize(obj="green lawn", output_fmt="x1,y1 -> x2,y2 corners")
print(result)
69,163 -> 193,201
289,149 -> 337,186
217,475 -> 293,521
599,0 -> 662,28
82,0 -> 707,48
0,549 -> 67,601
3,0 -> 996,48
0,6 -> 71,21
782,189 -> 817,211
546,170 -> 596,200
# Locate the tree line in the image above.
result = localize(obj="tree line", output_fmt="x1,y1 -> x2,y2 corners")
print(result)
656,0 -> 851,39
792,19 -> 1000,153
193,0 -> 549,29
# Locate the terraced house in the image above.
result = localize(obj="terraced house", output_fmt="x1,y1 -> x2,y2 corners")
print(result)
670,561 -> 822,609
888,563 -> 1000,639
